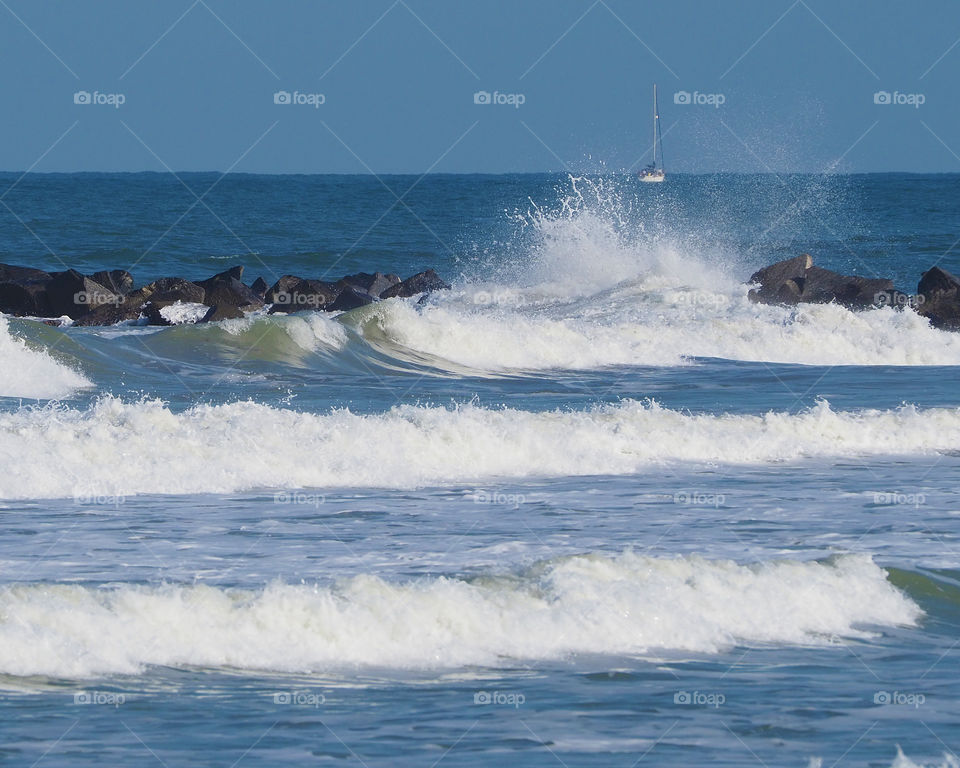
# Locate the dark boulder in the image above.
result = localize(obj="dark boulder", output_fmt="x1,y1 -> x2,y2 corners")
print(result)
380,269 -> 451,299
328,285 -> 378,312
142,302 -> 170,326
916,266 -> 960,330
144,277 -> 206,307
251,276 -> 268,299
749,255 -> 895,310
800,267 -> 894,309
0,263 -> 51,283
73,285 -> 161,327
264,275 -> 301,304
918,266 -> 960,297
73,301 -> 144,326
92,270 -> 134,296
47,269 -> 119,319
267,276 -> 342,313
0,279 -> 53,316
198,266 -> 262,312
200,304 -> 245,322
145,277 -> 205,307
341,272 -> 401,298
199,266 -> 244,286
748,254 -> 812,305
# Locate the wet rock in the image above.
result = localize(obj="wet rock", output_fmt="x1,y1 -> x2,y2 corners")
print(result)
198,266 -> 262,312
92,270 -> 134,296
264,275 -> 301,304
267,276 -> 342,313
341,272 -> 401,298
380,269 -> 451,299
73,301 -> 144,326
800,267 -> 894,309
748,254 -> 812,305
47,270 -> 119,319
200,304 -> 245,322
328,285 -> 378,312
749,255 -> 895,310
251,276 -> 268,299
142,302 -> 169,326
144,277 -> 205,307
0,263 -> 51,283
916,266 -> 960,330
0,262 -> 453,324
0,279 -> 53,316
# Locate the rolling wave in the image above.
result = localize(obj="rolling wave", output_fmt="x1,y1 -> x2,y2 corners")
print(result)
0,397 -> 958,499
0,315 -> 91,399
0,552 -> 918,678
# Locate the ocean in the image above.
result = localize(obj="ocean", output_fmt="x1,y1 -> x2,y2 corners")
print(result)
2,171 -> 959,767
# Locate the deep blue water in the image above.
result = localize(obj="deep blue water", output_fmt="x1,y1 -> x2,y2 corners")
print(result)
2,173 -> 960,767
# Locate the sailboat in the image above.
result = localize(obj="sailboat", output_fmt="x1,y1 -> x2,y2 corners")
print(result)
638,84 -> 665,182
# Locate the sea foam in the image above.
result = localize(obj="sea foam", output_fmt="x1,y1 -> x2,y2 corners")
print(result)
0,553 -> 919,678
0,397 -> 957,499
0,315 -> 91,399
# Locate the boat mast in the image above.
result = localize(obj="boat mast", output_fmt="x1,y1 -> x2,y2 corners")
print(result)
652,84 -> 659,169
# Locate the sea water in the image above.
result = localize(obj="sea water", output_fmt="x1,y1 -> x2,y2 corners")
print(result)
1,172 -> 959,767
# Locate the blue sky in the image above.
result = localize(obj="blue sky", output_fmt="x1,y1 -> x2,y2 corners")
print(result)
1,0 -> 958,173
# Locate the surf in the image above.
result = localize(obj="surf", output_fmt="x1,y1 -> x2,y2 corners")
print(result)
0,553 -> 919,678
2,397 -> 960,499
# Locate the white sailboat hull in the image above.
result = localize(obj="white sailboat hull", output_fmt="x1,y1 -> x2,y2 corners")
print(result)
638,172 -> 665,183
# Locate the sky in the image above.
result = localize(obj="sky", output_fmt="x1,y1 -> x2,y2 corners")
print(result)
0,0 -> 958,174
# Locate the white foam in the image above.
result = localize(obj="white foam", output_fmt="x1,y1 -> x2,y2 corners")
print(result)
372,287 -> 960,371
891,747 -> 960,768
158,301 -> 208,324
358,175 -> 960,372
1,397 -> 958,499
0,315 -> 91,399
0,553 -> 919,678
